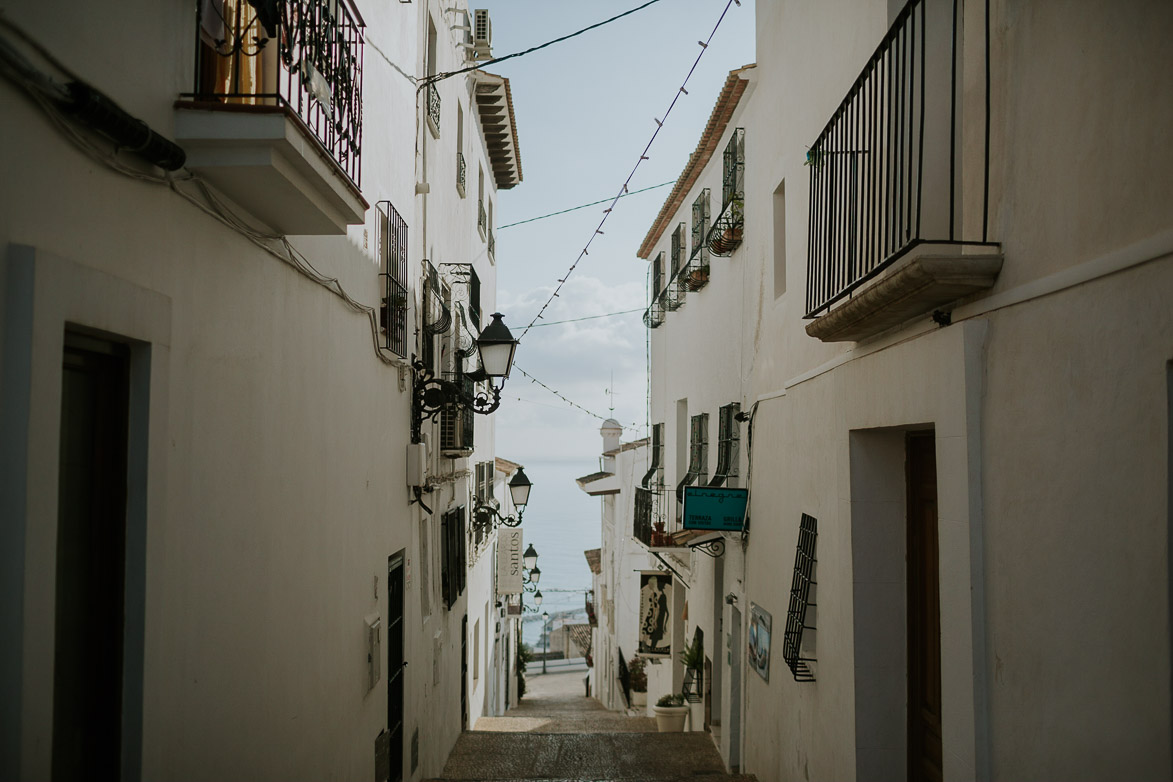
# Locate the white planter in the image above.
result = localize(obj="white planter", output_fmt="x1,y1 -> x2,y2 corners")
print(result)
631,691 -> 647,707
652,705 -> 689,732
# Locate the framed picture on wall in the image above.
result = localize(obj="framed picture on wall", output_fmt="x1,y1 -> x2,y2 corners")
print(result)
638,571 -> 672,658
748,602 -> 772,681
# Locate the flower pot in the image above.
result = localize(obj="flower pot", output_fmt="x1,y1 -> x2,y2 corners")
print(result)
631,690 -> 647,707
652,705 -> 689,732
686,268 -> 710,290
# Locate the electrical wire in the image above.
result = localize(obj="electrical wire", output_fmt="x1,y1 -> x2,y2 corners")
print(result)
422,0 -> 665,87
513,365 -> 644,431
0,13 -> 408,372
498,181 -> 674,230
525,308 -> 642,328
516,0 -> 742,341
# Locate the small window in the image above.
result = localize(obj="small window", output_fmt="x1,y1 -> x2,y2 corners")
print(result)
710,403 -> 741,487
773,179 -> 786,298
676,412 -> 709,511
377,201 -> 409,357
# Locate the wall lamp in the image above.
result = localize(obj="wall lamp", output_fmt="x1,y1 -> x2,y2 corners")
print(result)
412,312 -> 519,435
473,468 -> 533,532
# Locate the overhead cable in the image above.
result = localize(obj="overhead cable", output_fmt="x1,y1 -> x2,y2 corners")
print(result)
421,0 -> 664,87
517,0 -> 742,340
498,181 -> 674,230
526,308 -> 643,328
514,365 -> 643,430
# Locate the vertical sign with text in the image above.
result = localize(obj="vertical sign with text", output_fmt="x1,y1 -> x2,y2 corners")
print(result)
496,528 -> 524,595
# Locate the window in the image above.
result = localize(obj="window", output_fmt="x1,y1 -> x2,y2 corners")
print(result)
420,260 -> 450,374
426,18 -> 440,138
440,507 -> 467,609
419,516 -> 432,618
686,189 -> 711,291
710,128 -> 745,257
710,403 -> 741,487
477,166 -> 486,238
378,201 -> 409,357
456,103 -> 466,196
473,461 -> 494,549
634,423 -> 665,546
676,413 -> 709,511
487,199 -> 495,260
773,179 -> 786,298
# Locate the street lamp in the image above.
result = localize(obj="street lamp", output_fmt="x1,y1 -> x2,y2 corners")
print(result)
542,611 -> 550,675
412,312 -> 520,436
473,468 -> 533,532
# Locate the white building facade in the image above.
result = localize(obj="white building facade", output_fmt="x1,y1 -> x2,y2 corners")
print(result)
0,0 -> 522,780
637,1 -> 1172,780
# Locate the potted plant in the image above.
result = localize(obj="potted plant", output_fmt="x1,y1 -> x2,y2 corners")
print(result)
628,655 -> 648,708
679,635 -> 706,731
652,693 -> 688,732
686,264 -> 710,290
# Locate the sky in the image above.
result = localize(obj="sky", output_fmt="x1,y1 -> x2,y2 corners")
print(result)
478,0 -> 757,631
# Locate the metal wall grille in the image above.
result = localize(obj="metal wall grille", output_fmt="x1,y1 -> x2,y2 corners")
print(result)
782,513 -> 818,682
709,129 -> 745,257
709,402 -> 740,487
378,201 -> 409,357
676,413 -> 709,508
685,189 -> 711,291
804,0 -> 994,318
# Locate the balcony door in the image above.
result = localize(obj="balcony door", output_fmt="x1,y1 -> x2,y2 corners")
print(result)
907,431 -> 942,782
53,333 -> 130,781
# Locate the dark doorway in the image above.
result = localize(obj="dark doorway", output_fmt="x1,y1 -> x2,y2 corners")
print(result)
906,431 -> 942,782
460,615 -> 468,730
387,553 -> 405,782
53,332 -> 130,781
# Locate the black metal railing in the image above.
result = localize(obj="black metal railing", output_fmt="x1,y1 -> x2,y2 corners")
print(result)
708,129 -> 744,257
782,513 -> 818,682
634,487 -> 654,546
805,0 -> 993,318
488,230 -> 495,258
189,0 -> 364,188
478,199 -> 486,235
685,189 -> 711,291
457,151 -> 466,195
378,201 -> 409,357
427,81 -> 441,136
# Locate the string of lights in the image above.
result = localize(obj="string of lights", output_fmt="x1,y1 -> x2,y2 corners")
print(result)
514,365 -> 644,431
526,308 -> 643,328
498,181 -> 674,230
517,0 -> 742,341
421,0 -> 664,87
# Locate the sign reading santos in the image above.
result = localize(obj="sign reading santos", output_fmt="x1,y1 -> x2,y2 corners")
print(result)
496,528 -> 524,595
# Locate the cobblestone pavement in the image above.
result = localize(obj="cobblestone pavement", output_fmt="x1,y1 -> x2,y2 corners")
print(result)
429,671 -> 756,782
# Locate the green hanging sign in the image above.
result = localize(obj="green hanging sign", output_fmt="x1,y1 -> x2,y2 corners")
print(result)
682,486 -> 748,532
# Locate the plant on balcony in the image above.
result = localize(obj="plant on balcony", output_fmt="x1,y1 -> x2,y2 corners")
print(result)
708,200 -> 743,256
686,264 -> 710,291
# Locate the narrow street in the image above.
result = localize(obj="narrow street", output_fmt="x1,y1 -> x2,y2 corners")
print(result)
429,671 -> 756,782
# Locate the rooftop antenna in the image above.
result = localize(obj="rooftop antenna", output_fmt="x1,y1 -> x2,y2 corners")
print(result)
605,371 -> 616,416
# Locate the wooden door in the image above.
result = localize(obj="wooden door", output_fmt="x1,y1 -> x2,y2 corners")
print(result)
387,554 -> 405,782
907,432 -> 942,782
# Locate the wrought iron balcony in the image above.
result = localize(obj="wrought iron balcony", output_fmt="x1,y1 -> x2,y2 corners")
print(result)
488,230 -> 495,259
457,151 -> 466,196
685,189 -> 711,291
708,129 -> 744,257
185,0 -> 364,188
477,199 -> 487,237
427,81 -> 441,138
642,291 -> 666,329
804,0 -> 999,326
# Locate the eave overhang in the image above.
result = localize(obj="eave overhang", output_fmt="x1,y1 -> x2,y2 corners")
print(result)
472,70 -> 522,190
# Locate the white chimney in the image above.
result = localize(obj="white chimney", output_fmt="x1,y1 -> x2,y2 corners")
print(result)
600,418 -> 623,471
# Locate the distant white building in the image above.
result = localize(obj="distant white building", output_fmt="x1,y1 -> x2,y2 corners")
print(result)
0,0 -> 522,780
634,1 -> 1173,780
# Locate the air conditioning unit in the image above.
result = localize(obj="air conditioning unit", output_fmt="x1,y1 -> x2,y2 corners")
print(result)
472,9 -> 492,59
